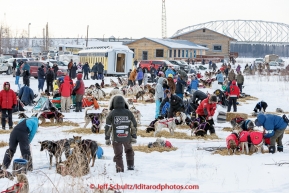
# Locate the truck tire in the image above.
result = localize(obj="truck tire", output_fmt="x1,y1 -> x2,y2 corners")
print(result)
6,67 -> 11,75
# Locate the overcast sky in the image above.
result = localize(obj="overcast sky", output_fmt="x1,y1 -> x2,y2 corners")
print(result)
1,0 -> 288,39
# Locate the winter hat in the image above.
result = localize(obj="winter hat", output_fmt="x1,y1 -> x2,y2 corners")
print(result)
168,74 -> 173,78
247,120 -> 254,129
254,119 -> 262,127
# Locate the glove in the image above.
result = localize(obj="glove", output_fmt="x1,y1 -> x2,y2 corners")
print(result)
105,139 -> 111,145
131,134 -> 137,144
159,98 -> 162,102
12,105 -> 16,109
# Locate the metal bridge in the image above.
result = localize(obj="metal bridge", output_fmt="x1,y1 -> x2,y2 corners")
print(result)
171,20 -> 289,44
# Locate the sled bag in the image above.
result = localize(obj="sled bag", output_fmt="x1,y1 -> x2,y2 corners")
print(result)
217,111 -> 226,123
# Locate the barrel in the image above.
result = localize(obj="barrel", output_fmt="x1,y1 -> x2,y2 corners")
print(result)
12,159 -> 28,176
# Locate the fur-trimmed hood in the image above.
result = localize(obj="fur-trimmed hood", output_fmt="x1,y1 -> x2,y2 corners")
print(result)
108,94 -> 129,110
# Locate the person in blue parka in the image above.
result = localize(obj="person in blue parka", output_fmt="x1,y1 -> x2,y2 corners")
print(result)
2,117 -> 39,171
18,85 -> 35,106
215,70 -> 224,85
255,113 -> 287,153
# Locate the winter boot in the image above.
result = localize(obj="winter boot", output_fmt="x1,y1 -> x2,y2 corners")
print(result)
127,160 -> 134,170
23,155 -> 33,171
9,126 -> 13,130
2,127 -> 5,130
74,102 -> 79,112
269,146 -> 276,154
79,102 -> 83,112
277,146 -> 283,152
116,166 -> 124,173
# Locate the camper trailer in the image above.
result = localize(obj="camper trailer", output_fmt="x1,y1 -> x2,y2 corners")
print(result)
78,45 -> 134,76
264,54 -> 279,63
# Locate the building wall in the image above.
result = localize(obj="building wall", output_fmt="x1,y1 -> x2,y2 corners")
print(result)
172,29 -> 231,57
127,38 -> 169,60
127,38 -> 205,61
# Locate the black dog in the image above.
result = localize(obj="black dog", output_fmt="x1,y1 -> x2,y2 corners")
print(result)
39,139 -> 71,169
253,101 -> 267,113
146,116 -> 164,133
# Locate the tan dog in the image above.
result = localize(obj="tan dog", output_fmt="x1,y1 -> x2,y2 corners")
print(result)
154,118 -> 176,137
226,130 -> 240,155
5,174 -> 29,193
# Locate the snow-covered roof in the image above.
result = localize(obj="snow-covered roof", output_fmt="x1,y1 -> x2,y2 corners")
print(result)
127,37 -> 208,50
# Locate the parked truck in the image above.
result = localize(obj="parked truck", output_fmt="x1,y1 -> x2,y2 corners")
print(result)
264,54 -> 279,63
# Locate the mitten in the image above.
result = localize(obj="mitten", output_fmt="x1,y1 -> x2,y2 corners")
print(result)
105,139 -> 111,145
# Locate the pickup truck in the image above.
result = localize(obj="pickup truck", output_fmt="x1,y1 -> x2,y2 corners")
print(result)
0,57 -> 13,74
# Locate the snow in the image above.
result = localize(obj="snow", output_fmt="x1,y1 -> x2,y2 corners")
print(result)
0,58 -> 289,193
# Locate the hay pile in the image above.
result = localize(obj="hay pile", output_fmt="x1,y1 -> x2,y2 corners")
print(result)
137,129 -> 219,140
133,144 -> 177,153
176,125 -> 190,129
222,127 -> 233,132
63,127 -> 105,134
40,121 -> 79,127
0,140 -> 8,147
284,129 -> 289,134
0,130 -> 11,134
213,148 -> 269,156
226,112 -> 248,121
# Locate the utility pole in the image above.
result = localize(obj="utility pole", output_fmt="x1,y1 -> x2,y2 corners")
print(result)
43,28 -> 45,52
46,22 -> 49,50
162,0 -> 167,39
0,25 -> 2,55
86,25 -> 89,47
28,23 -> 31,48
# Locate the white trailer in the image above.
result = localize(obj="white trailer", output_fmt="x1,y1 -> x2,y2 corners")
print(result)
78,45 -> 134,76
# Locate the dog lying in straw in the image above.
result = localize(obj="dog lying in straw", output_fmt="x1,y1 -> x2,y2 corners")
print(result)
109,87 -> 123,96
83,108 -> 106,133
5,173 -> 29,193
154,117 -> 176,137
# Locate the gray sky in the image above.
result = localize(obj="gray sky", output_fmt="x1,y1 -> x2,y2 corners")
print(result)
1,0 -> 288,39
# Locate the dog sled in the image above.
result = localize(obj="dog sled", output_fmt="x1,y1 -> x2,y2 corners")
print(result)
32,96 -> 56,113
12,99 -> 26,113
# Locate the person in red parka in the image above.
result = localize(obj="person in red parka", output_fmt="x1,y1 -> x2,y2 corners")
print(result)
73,73 -> 85,112
196,94 -> 218,134
0,82 -> 17,130
59,75 -> 73,113
226,80 -> 240,112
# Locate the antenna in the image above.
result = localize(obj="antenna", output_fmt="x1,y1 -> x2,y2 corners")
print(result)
162,0 -> 167,39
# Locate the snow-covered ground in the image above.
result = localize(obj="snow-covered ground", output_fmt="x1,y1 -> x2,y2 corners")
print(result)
0,58 -> 289,193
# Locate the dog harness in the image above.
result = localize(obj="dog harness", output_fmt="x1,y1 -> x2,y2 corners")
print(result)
1,183 -> 24,193
159,118 -> 174,127
92,115 -> 100,127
